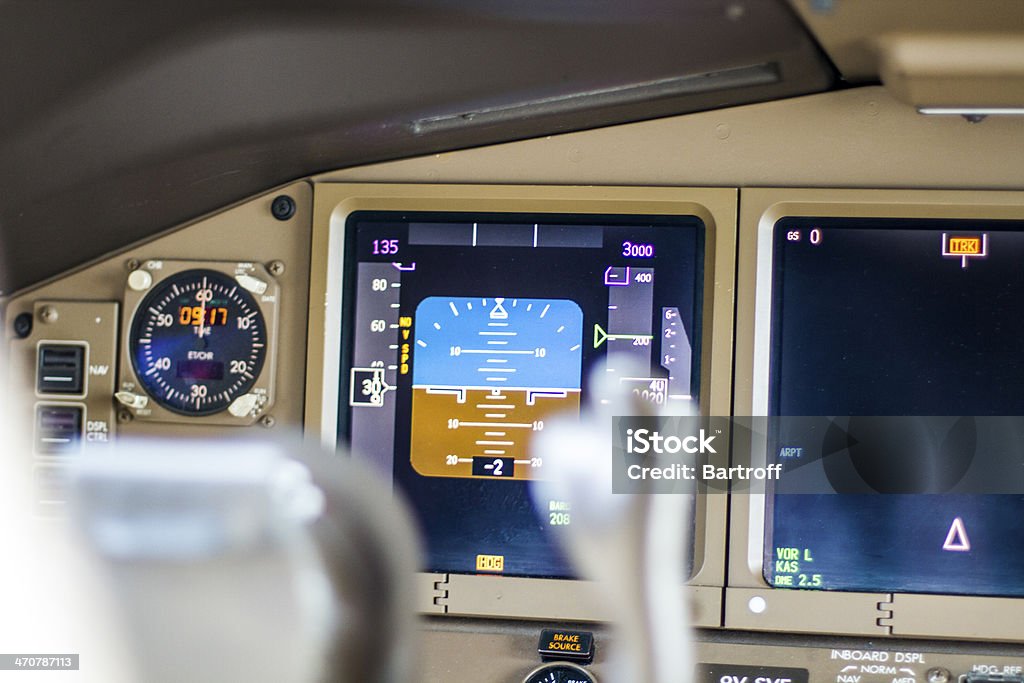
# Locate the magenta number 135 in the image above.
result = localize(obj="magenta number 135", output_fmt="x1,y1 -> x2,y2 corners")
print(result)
372,239 -> 399,255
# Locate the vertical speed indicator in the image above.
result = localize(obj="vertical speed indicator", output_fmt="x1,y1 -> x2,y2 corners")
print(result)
128,269 -> 268,416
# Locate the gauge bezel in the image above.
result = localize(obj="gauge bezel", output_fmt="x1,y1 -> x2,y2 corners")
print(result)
118,259 -> 280,426
522,662 -> 598,683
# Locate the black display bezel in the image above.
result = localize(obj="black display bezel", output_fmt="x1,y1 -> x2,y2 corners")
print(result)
764,214 -> 1024,597
337,209 -> 706,578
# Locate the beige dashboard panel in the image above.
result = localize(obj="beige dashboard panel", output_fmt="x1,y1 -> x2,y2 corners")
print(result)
3,182 -> 313,441
306,182 -> 736,623
877,35 -> 1024,109
786,0 -> 1024,82
420,617 -> 1024,683
425,574 -> 721,629
316,87 -> 1024,192
886,593 -> 1024,642
729,187 -> 1024,641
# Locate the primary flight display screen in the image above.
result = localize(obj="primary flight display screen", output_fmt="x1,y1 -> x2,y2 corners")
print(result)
765,217 -> 1024,596
341,211 -> 704,577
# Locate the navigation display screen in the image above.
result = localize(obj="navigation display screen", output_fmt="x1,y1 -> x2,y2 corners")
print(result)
341,211 -> 704,577
765,217 -> 1024,596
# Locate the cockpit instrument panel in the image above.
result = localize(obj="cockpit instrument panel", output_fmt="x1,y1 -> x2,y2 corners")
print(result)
310,183 -> 735,622
765,217 -> 1024,598
118,260 -> 280,425
728,189 -> 1024,643
341,210 -> 704,577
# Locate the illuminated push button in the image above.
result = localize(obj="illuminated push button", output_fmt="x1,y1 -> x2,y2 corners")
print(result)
538,629 -> 595,664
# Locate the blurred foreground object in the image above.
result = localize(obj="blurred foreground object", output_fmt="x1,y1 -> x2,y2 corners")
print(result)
69,438 -> 420,683
0,413 -> 135,682
532,364 -> 694,683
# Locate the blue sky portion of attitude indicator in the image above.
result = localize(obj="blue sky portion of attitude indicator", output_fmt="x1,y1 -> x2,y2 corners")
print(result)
412,297 -> 583,390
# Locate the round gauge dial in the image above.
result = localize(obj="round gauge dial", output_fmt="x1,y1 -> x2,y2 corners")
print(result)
129,269 -> 268,416
523,663 -> 597,683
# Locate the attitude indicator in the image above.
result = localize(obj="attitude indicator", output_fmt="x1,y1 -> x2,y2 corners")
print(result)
410,296 -> 583,480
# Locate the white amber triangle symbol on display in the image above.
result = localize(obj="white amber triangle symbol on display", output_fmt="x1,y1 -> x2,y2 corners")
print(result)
489,297 -> 509,320
942,517 -> 971,552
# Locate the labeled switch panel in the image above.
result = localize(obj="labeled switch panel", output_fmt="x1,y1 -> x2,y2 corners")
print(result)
5,302 -> 119,467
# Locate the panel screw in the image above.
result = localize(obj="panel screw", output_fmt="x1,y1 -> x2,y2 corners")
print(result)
259,415 -> 276,428
13,312 -> 33,338
117,409 -> 133,424
39,306 -> 58,324
271,195 -> 296,221
725,3 -> 745,21
126,258 -> 141,271
927,668 -> 952,683
267,260 -> 286,276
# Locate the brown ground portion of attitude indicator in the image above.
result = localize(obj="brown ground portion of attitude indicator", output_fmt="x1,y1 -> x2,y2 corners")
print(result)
410,387 -> 580,480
